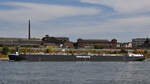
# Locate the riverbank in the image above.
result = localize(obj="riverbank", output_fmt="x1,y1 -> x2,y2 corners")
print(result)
0,58 -> 9,61
0,54 -> 9,61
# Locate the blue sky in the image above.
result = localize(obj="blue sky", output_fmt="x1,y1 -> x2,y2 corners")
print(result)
0,0 -> 150,42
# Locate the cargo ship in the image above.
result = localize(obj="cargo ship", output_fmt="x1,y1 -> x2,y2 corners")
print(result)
8,52 -> 145,61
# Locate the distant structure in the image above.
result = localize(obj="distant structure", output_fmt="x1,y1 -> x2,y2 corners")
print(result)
132,38 -> 150,48
28,19 -> 31,40
120,42 -> 132,48
0,20 -> 42,46
0,37 -> 41,46
142,38 -> 150,48
42,35 -> 74,48
76,38 -> 117,49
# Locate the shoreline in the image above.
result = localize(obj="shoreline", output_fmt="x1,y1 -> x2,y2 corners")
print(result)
0,55 -> 9,61
0,57 -> 9,61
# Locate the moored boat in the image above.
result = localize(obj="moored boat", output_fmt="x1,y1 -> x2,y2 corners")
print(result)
8,52 -> 145,62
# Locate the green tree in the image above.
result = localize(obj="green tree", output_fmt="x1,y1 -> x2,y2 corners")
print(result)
0,44 -> 4,47
45,46 -> 54,53
2,45 -> 9,55
111,51 -> 118,54
88,46 -> 94,49
144,50 -> 148,54
69,50 -> 75,55
94,44 -> 104,49
120,48 -> 126,53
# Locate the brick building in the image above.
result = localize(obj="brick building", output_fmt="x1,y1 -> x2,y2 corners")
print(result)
42,35 -> 74,48
76,38 -> 117,48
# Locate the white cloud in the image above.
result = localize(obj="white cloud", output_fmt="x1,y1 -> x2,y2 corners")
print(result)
56,16 -> 150,35
0,2 -> 100,23
98,16 -> 150,32
0,1 -> 150,41
80,0 -> 150,13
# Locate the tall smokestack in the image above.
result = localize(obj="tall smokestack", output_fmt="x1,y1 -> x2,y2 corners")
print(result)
28,19 -> 31,40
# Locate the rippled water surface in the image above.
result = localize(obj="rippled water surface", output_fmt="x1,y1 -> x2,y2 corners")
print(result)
0,61 -> 150,84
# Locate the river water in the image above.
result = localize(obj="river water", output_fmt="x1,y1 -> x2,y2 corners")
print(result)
0,61 -> 150,84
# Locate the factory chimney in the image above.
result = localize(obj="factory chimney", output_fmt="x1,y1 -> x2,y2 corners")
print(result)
28,19 -> 31,40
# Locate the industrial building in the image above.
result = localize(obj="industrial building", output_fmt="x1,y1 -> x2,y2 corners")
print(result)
42,35 -> 74,48
0,20 -> 41,46
0,37 -> 41,46
132,38 -> 150,48
0,20 -> 121,49
76,38 -> 117,48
